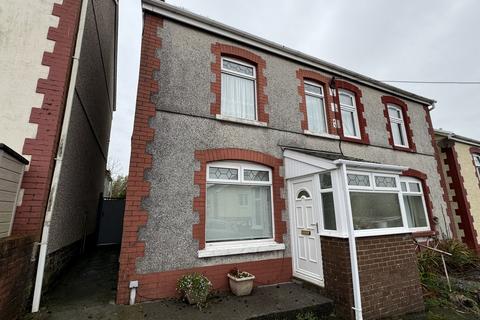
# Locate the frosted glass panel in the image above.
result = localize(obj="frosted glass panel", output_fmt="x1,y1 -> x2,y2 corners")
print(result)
306,95 -> 326,133
404,195 -> 428,228
221,73 -> 255,120
350,192 -> 403,230
206,184 -> 272,242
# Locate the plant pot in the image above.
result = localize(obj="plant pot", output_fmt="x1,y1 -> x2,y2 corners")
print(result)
228,273 -> 255,296
185,292 -> 208,305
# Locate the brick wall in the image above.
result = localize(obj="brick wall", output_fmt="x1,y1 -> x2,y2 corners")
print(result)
0,235 -> 36,320
321,234 -> 424,320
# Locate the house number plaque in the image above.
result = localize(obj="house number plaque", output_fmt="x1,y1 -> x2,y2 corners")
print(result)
301,229 -> 311,236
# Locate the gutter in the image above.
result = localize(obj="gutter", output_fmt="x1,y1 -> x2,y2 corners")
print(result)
142,0 -> 435,106
31,0 -> 89,312
435,129 -> 480,148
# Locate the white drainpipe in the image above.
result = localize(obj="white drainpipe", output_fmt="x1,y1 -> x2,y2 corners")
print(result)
340,163 -> 363,320
31,0 -> 88,313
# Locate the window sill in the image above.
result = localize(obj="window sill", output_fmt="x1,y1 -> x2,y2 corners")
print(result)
303,130 -> 340,140
392,144 -> 415,153
198,241 -> 285,258
215,114 -> 268,127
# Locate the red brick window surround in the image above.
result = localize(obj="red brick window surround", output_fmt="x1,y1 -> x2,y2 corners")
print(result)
296,69 -> 337,135
401,169 -> 436,237
193,149 -> 286,250
334,80 -> 369,144
211,43 -> 269,123
382,96 -> 416,152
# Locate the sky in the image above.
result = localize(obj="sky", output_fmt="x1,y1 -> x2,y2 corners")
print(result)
109,0 -> 480,176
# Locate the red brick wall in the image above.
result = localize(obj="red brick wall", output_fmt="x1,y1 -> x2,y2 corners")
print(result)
321,234 -> 424,320
192,148 -> 287,249
0,235 -> 36,320
381,96 -> 416,153
12,0 -> 82,237
210,43 -> 269,123
296,69 -> 337,135
333,80 -> 370,145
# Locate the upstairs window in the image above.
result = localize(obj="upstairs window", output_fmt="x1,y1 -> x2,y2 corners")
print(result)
473,154 -> 480,177
304,81 -> 327,134
221,57 -> 257,121
206,161 -> 273,243
339,90 -> 360,139
400,177 -> 429,229
387,105 -> 409,148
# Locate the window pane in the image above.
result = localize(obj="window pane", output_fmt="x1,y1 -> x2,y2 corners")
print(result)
388,107 -> 402,118
339,93 -> 354,106
322,192 -> 336,230
209,167 -> 238,180
409,182 -> 421,193
341,109 -> 357,137
375,176 -> 397,188
304,83 -> 322,95
347,174 -> 370,187
320,172 -> 332,189
222,59 -> 254,76
401,182 -> 407,192
403,195 -> 428,228
244,169 -> 269,182
473,155 -> 480,166
297,189 -> 311,199
306,94 -> 326,133
350,192 -> 403,230
392,122 -> 406,146
206,184 -> 273,242
221,73 -> 255,120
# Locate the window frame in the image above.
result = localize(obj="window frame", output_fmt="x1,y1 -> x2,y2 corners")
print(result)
304,80 -> 328,134
399,176 -> 431,232
387,104 -> 409,148
473,154 -> 480,178
220,56 -> 258,121
205,160 -> 275,247
339,89 -> 361,139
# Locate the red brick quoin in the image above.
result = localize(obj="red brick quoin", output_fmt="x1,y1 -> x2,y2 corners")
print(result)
193,148 -> 287,249
401,168 -> 436,236
424,106 -> 457,239
116,14 -> 162,304
334,80 -> 369,144
381,96 -> 416,153
296,69 -> 337,135
210,43 -> 269,123
12,0 -> 82,236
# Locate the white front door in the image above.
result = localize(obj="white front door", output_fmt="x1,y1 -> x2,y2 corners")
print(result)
290,177 -> 324,286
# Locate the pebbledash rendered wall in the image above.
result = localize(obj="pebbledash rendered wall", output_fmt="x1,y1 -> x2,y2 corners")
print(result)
118,11 -> 447,317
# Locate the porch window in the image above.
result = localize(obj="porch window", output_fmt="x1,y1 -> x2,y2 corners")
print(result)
319,172 -> 336,230
400,177 -> 428,229
221,57 -> 257,121
339,90 -> 360,139
206,161 -> 273,242
304,81 -> 327,134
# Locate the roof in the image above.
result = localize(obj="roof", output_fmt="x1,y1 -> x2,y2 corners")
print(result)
143,0 -> 436,106
281,146 -> 366,163
435,129 -> 480,148
0,143 -> 29,164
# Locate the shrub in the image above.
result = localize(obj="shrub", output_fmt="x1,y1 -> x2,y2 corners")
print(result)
176,273 -> 212,308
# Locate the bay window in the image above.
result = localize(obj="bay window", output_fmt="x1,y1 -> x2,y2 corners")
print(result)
387,105 -> 409,148
206,161 -> 273,243
304,81 -> 327,134
339,90 -> 360,139
221,57 -> 257,121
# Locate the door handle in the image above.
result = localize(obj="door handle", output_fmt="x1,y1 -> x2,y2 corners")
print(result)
310,222 -> 319,233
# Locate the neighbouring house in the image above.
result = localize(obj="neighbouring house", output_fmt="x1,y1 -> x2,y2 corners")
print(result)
118,1 -> 454,319
0,0 -> 117,318
435,129 -> 480,253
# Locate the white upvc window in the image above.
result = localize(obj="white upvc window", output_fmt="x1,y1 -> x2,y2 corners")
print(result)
221,57 -> 257,121
339,90 -> 360,139
473,154 -> 480,178
346,171 -> 407,235
319,172 -> 337,231
387,104 -> 409,148
205,161 -> 274,243
304,81 -> 327,134
400,177 -> 430,231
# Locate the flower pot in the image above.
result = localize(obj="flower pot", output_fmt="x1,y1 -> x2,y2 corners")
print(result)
185,292 -> 208,305
228,273 -> 255,296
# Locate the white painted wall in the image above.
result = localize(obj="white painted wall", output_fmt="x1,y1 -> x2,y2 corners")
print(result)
0,0 -> 61,157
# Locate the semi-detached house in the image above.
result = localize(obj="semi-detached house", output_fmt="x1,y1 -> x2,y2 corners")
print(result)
118,1 -> 454,319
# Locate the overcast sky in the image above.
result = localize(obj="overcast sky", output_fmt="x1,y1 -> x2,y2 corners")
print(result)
109,0 -> 480,176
